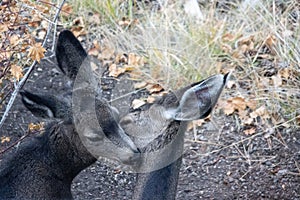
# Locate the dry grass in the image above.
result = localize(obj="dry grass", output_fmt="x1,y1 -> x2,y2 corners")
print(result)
65,0 -> 300,127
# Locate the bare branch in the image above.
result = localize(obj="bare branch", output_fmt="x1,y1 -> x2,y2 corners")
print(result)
0,0 -> 66,130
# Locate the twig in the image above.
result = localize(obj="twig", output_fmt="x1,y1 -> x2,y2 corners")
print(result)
0,130 -> 40,155
0,0 -> 66,130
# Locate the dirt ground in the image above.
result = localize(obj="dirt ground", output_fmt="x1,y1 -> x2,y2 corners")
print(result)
0,44 -> 299,199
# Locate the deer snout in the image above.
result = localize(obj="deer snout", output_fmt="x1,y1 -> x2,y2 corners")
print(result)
119,147 -> 141,165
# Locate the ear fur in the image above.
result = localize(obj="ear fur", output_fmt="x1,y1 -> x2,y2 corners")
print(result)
166,73 -> 230,121
56,30 -> 87,81
20,90 -> 69,119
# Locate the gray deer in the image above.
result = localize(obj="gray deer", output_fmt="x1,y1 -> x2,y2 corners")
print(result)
0,30 -> 139,199
120,71 -> 229,199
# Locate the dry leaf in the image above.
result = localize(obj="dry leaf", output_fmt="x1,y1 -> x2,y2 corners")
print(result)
73,17 -> 85,27
108,64 -> 126,77
187,119 -> 205,131
88,40 -> 101,56
134,81 -> 148,89
115,53 -> 128,64
10,34 -> 21,47
1,136 -> 10,144
279,68 -> 291,79
246,99 -> 257,110
118,18 -> 138,27
0,24 -> 9,32
244,127 -> 256,135
128,53 -> 144,66
238,110 -> 253,125
88,13 -> 101,24
61,3 -> 73,17
146,84 -> 164,94
237,35 -> 255,53
10,65 -> 23,81
250,106 -> 270,119
71,27 -> 86,37
222,96 -> 247,115
221,44 -> 232,53
265,35 -> 276,48
88,48 -> 99,56
272,74 -> 282,87
124,65 -> 135,72
28,122 -> 44,131
99,47 -> 115,60
37,30 -> 46,40
222,33 -> 235,42
93,40 -> 101,50
28,43 -> 46,63
132,99 -> 146,109
147,96 -> 156,103
226,80 -> 235,89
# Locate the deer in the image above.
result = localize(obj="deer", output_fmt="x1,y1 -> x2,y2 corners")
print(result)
0,30 -> 140,199
120,70 -> 229,199
0,30 -> 229,199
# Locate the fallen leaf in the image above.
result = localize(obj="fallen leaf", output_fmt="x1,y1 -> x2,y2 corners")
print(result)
134,81 -> 148,89
265,35 -> 276,48
28,43 -> 46,63
28,122 -> 44,131
61,3 -> 73,17
296,115 -> 300,125
187,119 -> 205,131
272,74 -> 282,87
88,13 -> 101,24
146,83 -> 164,94
88,48 -> 99,56
9,34 -> 21,47
226,80 -> 235,89
93,40 -> 101,50
237,35 -> 255,53
244,127 -> 256,135
128,53 -> 144,66
250,106 -> 270,119
108,64 -> 126,77
279,68 -> 291,79
124,65 -> 135,72
222,33 -> 235,42
10,65 -> 23,81
118,18 -> 131,27
222,96 -> 247,115
115,53 -> 128,64
1,136 -> 10,144
238,110 -> 253,125
71,27 -> 86,37
246,99 -> 257,110
132,99 -> 146,109
73,17 -> 85,27
0,24 -> 9,32
99,46 -> 115,60
147,96 -> 156,103
37,30 -> 46,40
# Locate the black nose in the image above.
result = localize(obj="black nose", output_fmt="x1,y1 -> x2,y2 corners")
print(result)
125,150 -> 141,166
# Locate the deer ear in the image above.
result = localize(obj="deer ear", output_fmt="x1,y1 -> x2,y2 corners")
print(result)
20,90 -> 69,119
170,73 -> 230,121
56,30 -> 87,81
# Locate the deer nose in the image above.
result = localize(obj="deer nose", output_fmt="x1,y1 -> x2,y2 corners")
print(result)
117,125 -> 139,152
122,148 -> 141,165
